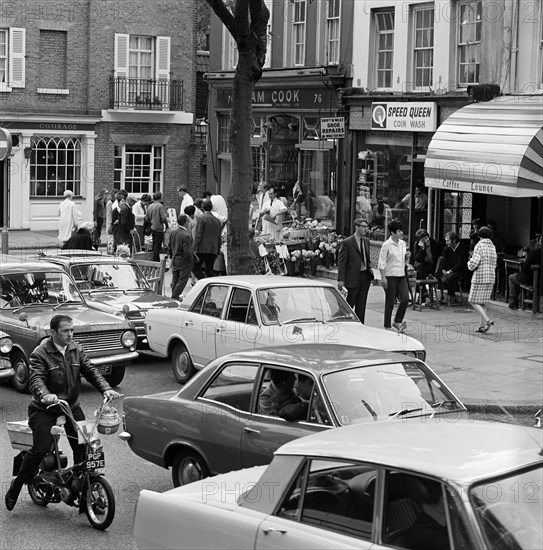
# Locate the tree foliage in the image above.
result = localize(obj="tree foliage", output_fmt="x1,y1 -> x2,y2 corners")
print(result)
205,0 -> 269,274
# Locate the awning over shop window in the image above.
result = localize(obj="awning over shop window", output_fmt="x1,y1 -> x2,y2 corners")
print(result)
425,96 -> 543,198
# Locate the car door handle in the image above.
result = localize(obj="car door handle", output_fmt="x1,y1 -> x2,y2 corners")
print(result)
184,320 -> 193,326
243,426 -> 260,435
262,527 -> 287,535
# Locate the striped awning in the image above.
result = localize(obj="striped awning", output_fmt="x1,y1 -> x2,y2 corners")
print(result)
425,96 -> 543,198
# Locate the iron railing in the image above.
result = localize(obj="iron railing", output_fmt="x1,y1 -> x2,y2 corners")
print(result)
108,77 -> 183,111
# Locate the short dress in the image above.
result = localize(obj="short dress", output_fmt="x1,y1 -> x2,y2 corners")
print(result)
468,239 -> 497,305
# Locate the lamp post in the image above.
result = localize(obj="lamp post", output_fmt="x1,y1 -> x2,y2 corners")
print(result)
0,127 -> 13,255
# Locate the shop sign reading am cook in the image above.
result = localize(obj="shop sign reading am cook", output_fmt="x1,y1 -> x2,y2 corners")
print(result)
371,102 -> 437,132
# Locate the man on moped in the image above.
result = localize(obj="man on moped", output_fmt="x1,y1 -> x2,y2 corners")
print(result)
5,314 -> 121,511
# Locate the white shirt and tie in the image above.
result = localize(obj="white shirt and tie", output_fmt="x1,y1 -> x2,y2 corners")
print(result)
355,235 -> 369,272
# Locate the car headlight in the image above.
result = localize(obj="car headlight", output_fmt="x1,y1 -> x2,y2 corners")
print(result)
404,350 -> 427,361
0,337 -> 13,354
121,330 -> 137,348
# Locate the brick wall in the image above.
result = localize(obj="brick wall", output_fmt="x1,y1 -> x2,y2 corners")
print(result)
39,30 -> 67,89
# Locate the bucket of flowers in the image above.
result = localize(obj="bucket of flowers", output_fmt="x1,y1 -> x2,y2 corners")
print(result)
301,249 -> 321,278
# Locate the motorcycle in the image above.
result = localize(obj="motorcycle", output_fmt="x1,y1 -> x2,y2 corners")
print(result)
7,396 -> 121,530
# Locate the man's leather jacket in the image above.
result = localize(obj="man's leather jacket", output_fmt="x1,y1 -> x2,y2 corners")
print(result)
28,338 -> 111,411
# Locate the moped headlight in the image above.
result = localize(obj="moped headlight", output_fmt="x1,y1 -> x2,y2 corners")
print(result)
121,330 -> 137,348
89,437 -> 101,450
0,337 -> 13,354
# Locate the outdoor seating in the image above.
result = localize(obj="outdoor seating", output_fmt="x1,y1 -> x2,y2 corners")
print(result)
132,257 -> 166,294
412,278 -> 440,311
519,265 -> 540,314
439,279 -> 465,306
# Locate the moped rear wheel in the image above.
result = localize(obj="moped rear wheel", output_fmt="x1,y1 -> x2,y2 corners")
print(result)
28,478 -> 50,506
84,477 -> 115,530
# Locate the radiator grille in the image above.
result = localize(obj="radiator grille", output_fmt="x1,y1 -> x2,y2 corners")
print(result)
75,330 -> 124,355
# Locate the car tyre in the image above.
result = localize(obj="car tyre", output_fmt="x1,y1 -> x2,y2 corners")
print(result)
103,366 -> 125,387
11,350 -> 30,393
172,342 -> 195,384
172,450 -> 209,487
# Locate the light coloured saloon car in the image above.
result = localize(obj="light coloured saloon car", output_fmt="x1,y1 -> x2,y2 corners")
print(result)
145,275 -> 426,384
134,419 -> 543,550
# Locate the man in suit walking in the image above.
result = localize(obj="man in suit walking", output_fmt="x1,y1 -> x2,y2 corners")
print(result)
193,199 -> 222,279
169,214 -> 194,300
337,219 -> 374,323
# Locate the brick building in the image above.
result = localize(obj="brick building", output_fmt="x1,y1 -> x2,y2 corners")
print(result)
0,0 -> 197,231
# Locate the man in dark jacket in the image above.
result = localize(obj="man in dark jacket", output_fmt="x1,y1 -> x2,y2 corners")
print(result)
5,315 -> 120,511
192,199 -> 222,279
337,218 -> 374,323
61,221 -> 94,251
411,229 -> 444,280
508,237 -> 541,309
435,231 -> 469,305
169,214 -> 194,300
146,192 -> 169,262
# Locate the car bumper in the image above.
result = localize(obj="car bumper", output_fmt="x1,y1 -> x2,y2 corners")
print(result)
91,351 -> 139,366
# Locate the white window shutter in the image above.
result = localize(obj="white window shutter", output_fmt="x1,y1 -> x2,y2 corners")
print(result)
9,28 -> 26,88
114,33 -> 129,78
156,36 -> 171,80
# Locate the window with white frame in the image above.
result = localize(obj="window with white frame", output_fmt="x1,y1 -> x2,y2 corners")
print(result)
264,0 -> 273,68
413,4 -> 434,88
0,27 -> 26,88
375,10 -> 395,88
326,0 -> 340,65
114,34 -> 170,106
30,137 -> 81,197
293,0 -> 306,66
113,145 -> 163,195
218,114 -> 231,153
457,0 -> 481,86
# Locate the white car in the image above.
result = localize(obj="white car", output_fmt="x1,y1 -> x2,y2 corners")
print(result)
134,419 -> 543,550
145,275 -> 425,383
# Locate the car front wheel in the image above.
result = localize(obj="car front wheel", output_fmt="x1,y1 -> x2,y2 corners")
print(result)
172,342 -> 195,384
172,450 -> 209,487
12,350 -> 30,393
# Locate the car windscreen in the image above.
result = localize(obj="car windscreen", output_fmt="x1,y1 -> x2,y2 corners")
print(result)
256,286 -> 356,325
322,362 -> 462,425
70,263 -> 150,290
470,465 -> 543,550
0,271 -> 84,308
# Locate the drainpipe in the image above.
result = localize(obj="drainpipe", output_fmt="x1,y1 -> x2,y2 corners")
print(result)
509,0 -> 519,94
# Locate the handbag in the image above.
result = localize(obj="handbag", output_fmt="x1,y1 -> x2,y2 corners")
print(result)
143,218 -> 152,236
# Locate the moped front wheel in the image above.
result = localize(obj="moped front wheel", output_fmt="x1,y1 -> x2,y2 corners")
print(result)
84,477 -> 115,530
28,478 -> 50,506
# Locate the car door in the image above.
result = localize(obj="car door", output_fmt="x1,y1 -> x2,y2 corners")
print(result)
255,458 -> 377,549
182,284 -> 229,367
240,367 -> 331,468
215,287 -> 261,358
195,361 -> 259,475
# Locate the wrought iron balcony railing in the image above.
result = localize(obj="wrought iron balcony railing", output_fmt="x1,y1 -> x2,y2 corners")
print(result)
109,77 -> 184,111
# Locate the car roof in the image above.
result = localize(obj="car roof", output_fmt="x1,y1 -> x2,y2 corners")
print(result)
0,258 -> 66,274
276,419 -> 543,483
215,344 -> 416,373
194,275 -> 334,289
40,254 -> 134,266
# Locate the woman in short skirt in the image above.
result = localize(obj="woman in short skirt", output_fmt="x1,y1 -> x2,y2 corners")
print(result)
468,226 -> 497,333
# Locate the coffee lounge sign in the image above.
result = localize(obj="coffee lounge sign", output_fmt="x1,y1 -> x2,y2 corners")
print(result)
371,102 -> 437,132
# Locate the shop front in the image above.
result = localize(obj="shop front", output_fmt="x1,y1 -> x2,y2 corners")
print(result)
207,70 -> 345,229
2,116 -> 100,231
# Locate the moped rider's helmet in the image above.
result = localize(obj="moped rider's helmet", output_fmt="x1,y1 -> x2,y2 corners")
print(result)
96,406 -> 120,435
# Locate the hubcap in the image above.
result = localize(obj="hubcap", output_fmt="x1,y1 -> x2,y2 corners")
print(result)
176,352 -> 189,377
181,459 -> 203,484
14,361 -> 27,385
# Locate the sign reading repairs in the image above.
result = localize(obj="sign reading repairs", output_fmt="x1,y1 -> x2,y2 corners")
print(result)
371,102 -> 437,132
321,117 -> 345,139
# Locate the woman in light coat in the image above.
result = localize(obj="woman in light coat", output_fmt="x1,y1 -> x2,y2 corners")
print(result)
468,226 -> 497,333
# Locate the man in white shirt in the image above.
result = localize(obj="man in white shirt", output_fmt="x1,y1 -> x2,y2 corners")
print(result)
261,186 -> 287,241
177,185 -> 194,216
58,190 -> 79,246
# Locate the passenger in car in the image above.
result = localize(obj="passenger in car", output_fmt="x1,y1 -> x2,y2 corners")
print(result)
408,479 -> 450,550
258,370 -> 297,416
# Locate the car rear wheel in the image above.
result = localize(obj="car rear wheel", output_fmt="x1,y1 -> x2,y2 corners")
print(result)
12,350 -> 30,393
172,450 -> 209,487
103,366 -> 125,387
172,342 -> 195,384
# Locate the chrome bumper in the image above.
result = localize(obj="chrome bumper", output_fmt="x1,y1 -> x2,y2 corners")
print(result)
0,368 -> 15,380
90,351 -> 139,366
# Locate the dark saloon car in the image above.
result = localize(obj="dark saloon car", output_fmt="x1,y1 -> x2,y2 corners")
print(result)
39,251 -> 178,348
121,344 -> 465,487
0,258 -> 138,390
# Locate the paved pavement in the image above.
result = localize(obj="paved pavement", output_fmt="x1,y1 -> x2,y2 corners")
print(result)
3,229 -> 542,415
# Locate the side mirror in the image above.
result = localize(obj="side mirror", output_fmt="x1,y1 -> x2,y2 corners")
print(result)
18,312 -> 29,324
